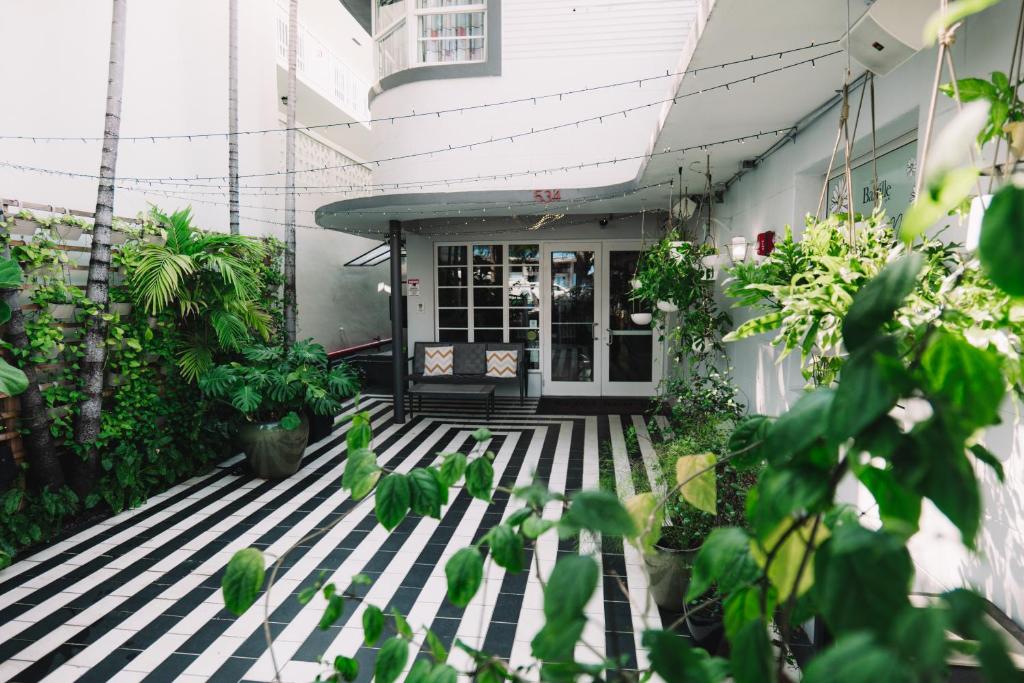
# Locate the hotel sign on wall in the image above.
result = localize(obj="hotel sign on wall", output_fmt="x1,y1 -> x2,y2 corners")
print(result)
826,139 -> 918,232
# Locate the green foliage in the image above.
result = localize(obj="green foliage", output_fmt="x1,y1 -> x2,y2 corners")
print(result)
0,256 -> 29,396
198,340 -> 358,424
374,637 -> 409,683
222,548 -> 266,616
444,547 -> 484,608
120,207 -> 280,380
979,184 -> 1024,296
375,473 -> 410,531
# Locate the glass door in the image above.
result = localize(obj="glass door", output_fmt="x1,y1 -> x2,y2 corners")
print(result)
542,243 -> 601,396
600,242 -> 661,396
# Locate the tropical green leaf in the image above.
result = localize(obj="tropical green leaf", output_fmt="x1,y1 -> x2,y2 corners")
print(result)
752,516 -> 829,602
969,443 -> 1005,482
687,527 -> 760,601
625,492 -> 662,555
374,637 -> 409,683
465,457 -> 493,502
445,547 -> 483,607
231,385 -> 262,414
764,389 -> 835,466
843,254 -> 924,350
318,593 -> 344,630
375,473 -> 411,531
363,604 -> 385,645
544,554 -> 598,624
828,337 -> 901,441
802,633 -> 907,683
642,629 -> 715,683
0,257 -> 23,289
921,331 -> 1005,431
342,448 -> 381,501
408,467 -> 443,518
0,360 -> 29,397
332,655 -> 359,682
727,415 -> 773,469
561,490 -> 637,536
731,619 -> 776,683
437,452 -> 467,487
486,524 -> 524,573
222,548 -> 265,616
676,453 -> 717,514
980,184 -> 1024,296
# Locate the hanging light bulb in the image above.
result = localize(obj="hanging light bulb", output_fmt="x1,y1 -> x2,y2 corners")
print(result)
729,236 -> 750,264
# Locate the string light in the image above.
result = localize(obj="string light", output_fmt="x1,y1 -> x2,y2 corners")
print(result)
0,40 -> 839,144
1,126 -> 797,202
0,51 -> 840,186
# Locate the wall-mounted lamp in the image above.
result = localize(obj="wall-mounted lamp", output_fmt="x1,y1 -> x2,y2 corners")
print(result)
728,236 -> 749,264
377,282 -> 392,295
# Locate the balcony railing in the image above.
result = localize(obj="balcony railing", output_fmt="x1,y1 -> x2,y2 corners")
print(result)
276,5 -> 371,122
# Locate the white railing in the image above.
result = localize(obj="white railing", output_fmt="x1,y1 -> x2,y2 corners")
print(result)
276,6 -> 371,122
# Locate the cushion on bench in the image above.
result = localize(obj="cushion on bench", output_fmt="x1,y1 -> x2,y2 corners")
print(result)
423,345 -> 453,376
486,349 -> 518,378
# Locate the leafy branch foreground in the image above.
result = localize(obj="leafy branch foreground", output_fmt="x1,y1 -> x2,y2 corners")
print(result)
222,251 -> 1024,683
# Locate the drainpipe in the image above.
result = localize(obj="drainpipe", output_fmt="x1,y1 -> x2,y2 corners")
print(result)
389,220 -> 406,423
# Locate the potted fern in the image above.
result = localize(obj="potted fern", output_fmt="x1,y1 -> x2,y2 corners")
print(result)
198,340 -> 359,478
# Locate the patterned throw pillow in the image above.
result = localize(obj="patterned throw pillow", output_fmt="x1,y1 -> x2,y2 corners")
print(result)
423,346 -> 454,376
486,350 -> 518,378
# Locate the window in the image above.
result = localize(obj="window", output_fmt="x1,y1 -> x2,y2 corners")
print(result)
375,0 -> 486,80
434,242 -> 540,370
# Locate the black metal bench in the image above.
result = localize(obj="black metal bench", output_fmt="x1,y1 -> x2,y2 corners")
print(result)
408,342 -> 527,407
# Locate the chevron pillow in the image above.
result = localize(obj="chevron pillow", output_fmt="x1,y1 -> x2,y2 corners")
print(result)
486,350 -> 518,378
423,346 -> 454,376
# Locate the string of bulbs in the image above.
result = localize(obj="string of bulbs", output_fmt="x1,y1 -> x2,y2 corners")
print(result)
0,49 -> 839,185
0,40 -> 838,144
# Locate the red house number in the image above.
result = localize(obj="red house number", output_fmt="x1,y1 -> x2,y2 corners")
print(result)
533,189 -> 562,203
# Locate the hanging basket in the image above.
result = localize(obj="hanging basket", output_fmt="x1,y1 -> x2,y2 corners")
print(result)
630,312 -> 653,326
55,225 -> 83,241
657,300 -> 679,313
10,219 -> 38,236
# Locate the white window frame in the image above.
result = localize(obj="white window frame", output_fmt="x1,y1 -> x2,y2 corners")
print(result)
374,0 -> 487,80
433,240 -> 541,373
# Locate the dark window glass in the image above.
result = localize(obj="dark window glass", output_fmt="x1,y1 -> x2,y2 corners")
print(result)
437,288 -> 468,307
437,245 -> 467,265
437,268 -> 467,287
474,328 -> 504,342
438,309 -> 468,327
439,328 -> 468,342
474,308 -> 502,328
510,328 -> 540,345
474,287 -> 502,307
509,309 -> 538,328
609,334 -> 653,382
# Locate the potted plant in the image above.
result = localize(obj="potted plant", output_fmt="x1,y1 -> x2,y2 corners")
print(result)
8,210 -> 39,236
642,418 -> 757,616
198,340 -> 360,478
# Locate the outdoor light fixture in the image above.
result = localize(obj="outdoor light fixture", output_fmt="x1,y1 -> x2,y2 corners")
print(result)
377,282 -> 392,295
729,236 -> 750,264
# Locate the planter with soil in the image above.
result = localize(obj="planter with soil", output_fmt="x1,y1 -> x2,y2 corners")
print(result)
643,526 -> 702,610
237,415 -> 310,479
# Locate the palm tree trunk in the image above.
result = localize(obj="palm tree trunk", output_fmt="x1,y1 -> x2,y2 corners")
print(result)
228,0 -> 240,235
283,0 -> 298,347
0,270 -> 64,491
72,0 -> 128,498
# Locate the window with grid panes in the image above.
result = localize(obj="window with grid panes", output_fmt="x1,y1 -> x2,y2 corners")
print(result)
472,245 -> 503,342
436,245 -> 468,342
508,244 -> 540,370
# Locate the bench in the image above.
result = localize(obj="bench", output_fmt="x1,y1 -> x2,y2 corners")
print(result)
408,342 -> 527,409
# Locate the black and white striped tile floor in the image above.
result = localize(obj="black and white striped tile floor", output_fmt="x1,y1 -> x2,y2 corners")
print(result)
0,397 -> 671,682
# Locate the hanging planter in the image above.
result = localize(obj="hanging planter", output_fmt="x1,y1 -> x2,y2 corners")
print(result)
55,225 -> 83,241
630,278 -> 642,290
10,219 -> 38,236
630,312 -> 653,326
49,304 -> 76,320
669,240 -> 689,263
109,231 -> 130,245
657,300 -> 679,313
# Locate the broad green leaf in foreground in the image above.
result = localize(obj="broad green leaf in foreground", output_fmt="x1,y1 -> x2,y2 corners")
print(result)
222,548 -> 265,616
676,453 -> 716,514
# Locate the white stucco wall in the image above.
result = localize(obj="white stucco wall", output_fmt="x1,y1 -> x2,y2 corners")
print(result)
710,1 -> 1024,626
0,0 -> 389,349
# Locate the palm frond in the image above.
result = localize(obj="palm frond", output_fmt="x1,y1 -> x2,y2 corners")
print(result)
177,343 -> 214,383
130,249 -> 196,314
242,344 -> 282,363
209,309 -> 250,351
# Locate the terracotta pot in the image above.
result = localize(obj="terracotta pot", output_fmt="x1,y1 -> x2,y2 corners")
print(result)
237,415 -> 310,479
642,532 -> 701,610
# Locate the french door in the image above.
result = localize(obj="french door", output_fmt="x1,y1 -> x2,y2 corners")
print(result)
541,242 -> 660,397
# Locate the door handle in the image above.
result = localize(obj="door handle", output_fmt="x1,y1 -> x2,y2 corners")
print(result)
592,321 -> 599,341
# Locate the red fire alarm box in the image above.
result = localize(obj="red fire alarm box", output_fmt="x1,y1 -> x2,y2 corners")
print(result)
757,230 -> 775,256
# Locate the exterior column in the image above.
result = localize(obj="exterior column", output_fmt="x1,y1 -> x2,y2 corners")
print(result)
389,220 -> 406,423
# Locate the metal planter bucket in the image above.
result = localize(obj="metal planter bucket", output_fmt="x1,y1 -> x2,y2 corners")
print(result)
237,415 -> 310,479
643,532 -> 701,610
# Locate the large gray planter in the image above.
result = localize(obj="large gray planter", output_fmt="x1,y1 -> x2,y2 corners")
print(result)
643,531 -> 701,610
237,415 -> 310,479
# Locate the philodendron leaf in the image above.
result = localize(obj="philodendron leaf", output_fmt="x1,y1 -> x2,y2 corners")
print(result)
0,360 -> 29,397
342,448 -> 381,501
0,257 -> 23,289
676,453 -> 717,515
544,554 -> 598,624
464,457 -> 493,502
843,254 -> 924,351
222,548 -> 265,616
687,527 -> 760,602
445,547 -> 483,607
980,184 -> 1024,296
751,516 -> 829,602
279,411 -> 301,430
486,524 -> 524,573
921,330 -> 1005,432
625,492 -> 663,555
375,473 -> 411,531
562,490 -> 637,536
374,637 -> 409,683
362,604 -> 385,645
